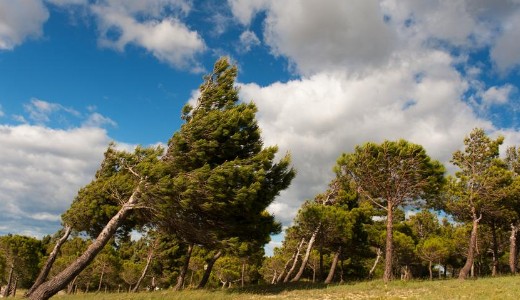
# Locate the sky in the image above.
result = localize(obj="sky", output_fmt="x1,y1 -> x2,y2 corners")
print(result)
1,0 -> 520,254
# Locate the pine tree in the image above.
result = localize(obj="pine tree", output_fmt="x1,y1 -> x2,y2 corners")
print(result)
153,57 -> 295,289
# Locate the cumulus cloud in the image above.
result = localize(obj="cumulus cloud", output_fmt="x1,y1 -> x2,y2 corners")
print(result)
228,0 -> 270,25
264,0 -> 396,75
24,98 -> 80,124
91,0 -> 205,70
0,0 -> 49,50
46,0 -> 89,6
83,112 -> 117,128
239,30 -> 260,52
491,10 -> 520,73
225,0 -> 520,227
239,49 -> 494,224
0,124 -> 111,237
482,84 -> 516,106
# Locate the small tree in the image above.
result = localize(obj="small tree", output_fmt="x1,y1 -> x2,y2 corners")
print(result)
417,236 -> 451,280
446,128 -> 511,279
336,140 -> 445,282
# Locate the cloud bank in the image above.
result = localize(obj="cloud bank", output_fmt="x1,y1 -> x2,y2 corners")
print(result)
229,0 -> 520,225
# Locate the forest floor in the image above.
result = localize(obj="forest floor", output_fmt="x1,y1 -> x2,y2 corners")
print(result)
13,276 -> 520,299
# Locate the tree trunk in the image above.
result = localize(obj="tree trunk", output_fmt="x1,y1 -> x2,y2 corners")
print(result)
26,224 -> 73,297
319,243 -> 324,281
324,246 -> 341,284
12,276 -> 18,297
197,250 -> 222,288
491,221 -> 499,277
459,209 -> 481,280
241,262 -> 246,287
283,238 -> 305,282
428,260 -> 433,280
383,203 -> 394,283
3,265 -> 14,297
67,276 -> 77,294
97,263 -> 106,293
510,223 -> 518,274
174,243 -> 193,291
369,248 -> 382,278
279,238 -> 304,283
133,242 -> 155,292
28,184 -> 143,300
291,224 -> 320,282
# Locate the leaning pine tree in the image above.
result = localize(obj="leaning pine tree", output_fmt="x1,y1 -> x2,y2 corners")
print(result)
153,57 -> 295,290
28,145 -> 164,300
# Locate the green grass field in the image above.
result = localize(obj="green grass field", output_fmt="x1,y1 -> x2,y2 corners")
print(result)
16,276 -> 520,299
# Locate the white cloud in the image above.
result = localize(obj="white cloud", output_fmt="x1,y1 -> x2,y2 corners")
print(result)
46,0 -> 88,6
91,0 -> 205,70
82,112 -> 117,128
482,84 -> 516,106
0,124 -> 111,236
491,10 -> 520,73
239,30 -> 260,52
263,0 -> 396,75
23,98 -> 80,124
228,0 -> 270,25
239,48 -> 494,225
0,104 -> 4,117
0,0 -> 49,50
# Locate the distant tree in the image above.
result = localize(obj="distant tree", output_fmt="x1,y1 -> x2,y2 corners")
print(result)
416,236 -> 451,280
446,128 -> 510,279
0,235 -> 43,297
336,140 -> 445,282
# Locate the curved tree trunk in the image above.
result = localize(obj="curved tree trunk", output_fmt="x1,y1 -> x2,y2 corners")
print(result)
324,246 -> 341,284
459,210 -> 481,280
26,225 -> 72,297
491,221 -> 499,277
291,224 -> 320,282
174,243 -> 193,291
383,203 -> 394,283
28,185 -> 142,300
3,265 -> 14,297
133,242 -> 155,292
281,238 -> 304,283
509,223 -> 518,274
428,261 -> 433,280
197,250 -> 222,289
369,248 -> 382,278
96,263 -> 106,293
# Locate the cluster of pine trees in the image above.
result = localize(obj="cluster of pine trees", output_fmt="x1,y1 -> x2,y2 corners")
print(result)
1,58 -> 520,299
264,129 -> 520,284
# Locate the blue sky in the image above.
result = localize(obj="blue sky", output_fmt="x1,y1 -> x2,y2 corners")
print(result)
1,0 -> 520,254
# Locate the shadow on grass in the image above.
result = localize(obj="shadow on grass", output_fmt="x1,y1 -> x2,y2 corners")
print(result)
225,281 -> 329,295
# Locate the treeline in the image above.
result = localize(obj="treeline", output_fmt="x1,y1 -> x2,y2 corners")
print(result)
0,229 -> 268,296
263,129 -> 520,284
1,58 -> 520,299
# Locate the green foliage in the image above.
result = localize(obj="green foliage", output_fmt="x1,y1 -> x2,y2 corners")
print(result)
0,234 -> 44,288
446,128 -> 511,222
62,144 -> 165,238
155,57 -> 295,247
336,139 -> 445,210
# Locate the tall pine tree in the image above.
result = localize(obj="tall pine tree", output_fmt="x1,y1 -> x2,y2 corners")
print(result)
153,57 -> 295,289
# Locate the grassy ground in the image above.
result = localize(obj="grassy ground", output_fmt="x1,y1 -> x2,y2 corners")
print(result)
17,276 -> 520,299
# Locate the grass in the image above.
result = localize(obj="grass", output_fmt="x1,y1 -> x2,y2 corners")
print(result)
15,276 -> 520,299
